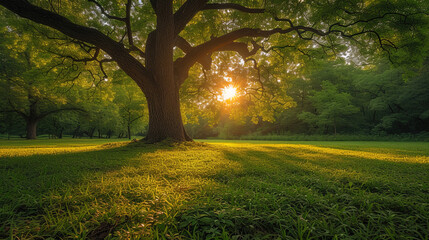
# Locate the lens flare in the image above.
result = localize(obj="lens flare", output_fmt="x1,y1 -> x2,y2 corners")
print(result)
220,85 -> 237,101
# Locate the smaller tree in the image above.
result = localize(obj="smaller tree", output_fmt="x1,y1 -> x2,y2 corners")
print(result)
39,111 -> 80,139
76,100 -> 119,139
113,80 -> 146,139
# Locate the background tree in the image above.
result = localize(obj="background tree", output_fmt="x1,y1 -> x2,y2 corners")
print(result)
39,112 -> 79,139
299,81 -> 359,134
0,27 -> 84,139
354,60 -> 429,134
113,73 -> 146,139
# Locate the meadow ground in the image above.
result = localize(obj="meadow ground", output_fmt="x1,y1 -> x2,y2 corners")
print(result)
0,139 -> 428,239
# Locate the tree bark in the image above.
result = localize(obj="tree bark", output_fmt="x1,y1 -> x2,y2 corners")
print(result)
144,87 -> 191,142
140,1 -> 192,143
25,98 -> 39,140
73,125 -> 80,138
87,127 -> 95,139
26,119 -> 38,139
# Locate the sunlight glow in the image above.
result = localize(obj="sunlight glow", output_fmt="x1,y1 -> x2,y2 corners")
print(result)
220,85 -> 237,101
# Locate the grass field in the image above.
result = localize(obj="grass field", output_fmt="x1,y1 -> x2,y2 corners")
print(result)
0,139 -> 428,239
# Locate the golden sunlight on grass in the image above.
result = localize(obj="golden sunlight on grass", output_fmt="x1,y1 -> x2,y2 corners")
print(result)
220,85 -> 237,101
211,143 -> 429,164
0,142 -> 127,157
0,146 -> 99,157
283,144 -> 429,164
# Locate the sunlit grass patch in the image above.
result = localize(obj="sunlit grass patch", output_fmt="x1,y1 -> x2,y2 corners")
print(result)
209,142 -> 429,164
0,140 -> 428,239
0,146 -> 99,157
0,142 -> 128,157
285,144 -> 429,164
0,138 -> 130,147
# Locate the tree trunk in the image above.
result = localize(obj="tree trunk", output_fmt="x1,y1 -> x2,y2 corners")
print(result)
107,130 -> 112,138
26,119 -> 38,140
87,127 -> 95,139
26,99 -> 39,140
127,124 -> 131,140
73,125 -> 80,138
144,88 -> 191,143
333,118 -> 337,135
138,1 -> 191,143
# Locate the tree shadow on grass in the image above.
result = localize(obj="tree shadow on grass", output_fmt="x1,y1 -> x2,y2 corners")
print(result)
1,142 -> 239,239
0,142 -> 162,238
188,145 -> 429,239
217,145 -> 429,196
0,143 -> 157,196
261,145 -> 429,196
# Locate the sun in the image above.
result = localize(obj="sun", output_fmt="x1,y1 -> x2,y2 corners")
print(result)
220,85 -> 237,101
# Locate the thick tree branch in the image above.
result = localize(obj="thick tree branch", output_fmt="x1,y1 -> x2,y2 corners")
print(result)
203,3 -> 265,14
175,36 -> 193,53
149,0 -> 157,13
217,41 -> 261,59
175,36 -> 211,69
125,0 -> 133,45
128,45 -> 146,58
174,39 -> 261,85
174,27 -> 319,76
174,0 -> 208,35
0,0 -> 153,90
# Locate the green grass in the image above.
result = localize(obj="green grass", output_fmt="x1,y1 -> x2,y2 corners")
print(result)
238,133 -> 429,142
0,139 -> 428,239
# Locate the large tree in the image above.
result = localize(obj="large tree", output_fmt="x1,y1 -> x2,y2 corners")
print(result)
0,0 -> 427,142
